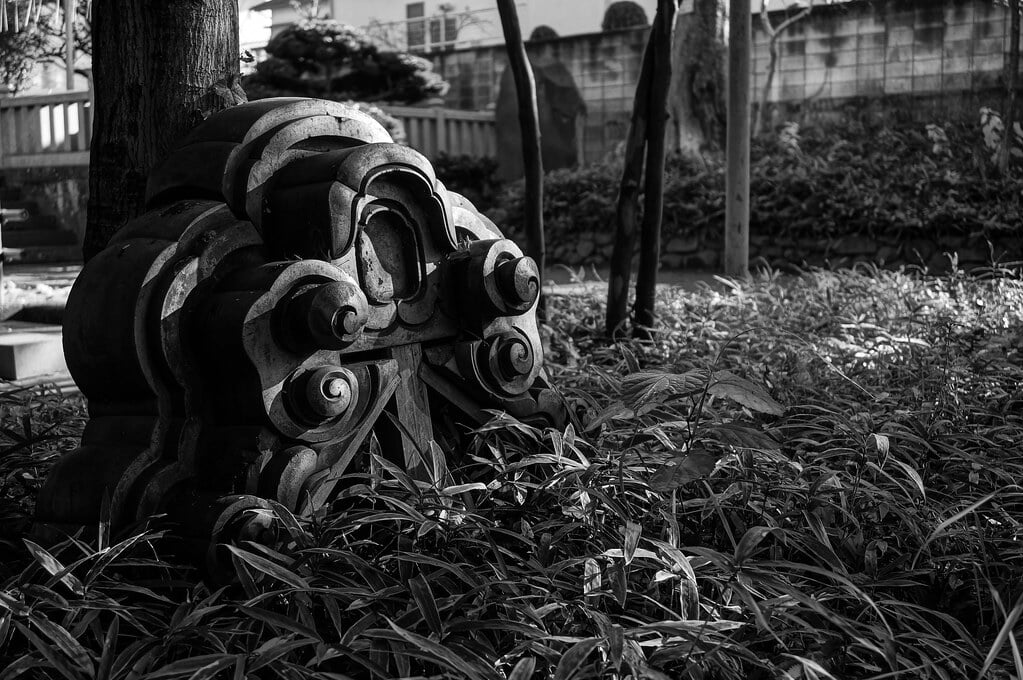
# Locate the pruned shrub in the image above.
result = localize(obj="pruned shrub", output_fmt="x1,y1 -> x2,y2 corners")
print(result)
242,18 -> 449,105
528,24 -> 559,42
601,1 -> 650,31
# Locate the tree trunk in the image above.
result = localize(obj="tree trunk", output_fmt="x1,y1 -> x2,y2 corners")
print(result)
724,0 -> 751,278
667,0 -> 725,156
1000,0 -> 1020,175
753,0 -> 813,139
753,41 -> 777,138
605,22 -> 657,339
632,0 -> 677,337
83,0 -> 239,261
496,0 -> 545,316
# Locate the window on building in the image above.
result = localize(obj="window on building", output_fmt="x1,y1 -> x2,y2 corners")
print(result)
427,9 -> 459,51
444,12 -> 458,47
407,2 -> 425,50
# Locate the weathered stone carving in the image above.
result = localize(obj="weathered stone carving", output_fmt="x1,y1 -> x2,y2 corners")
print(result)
36,98 -> 562,565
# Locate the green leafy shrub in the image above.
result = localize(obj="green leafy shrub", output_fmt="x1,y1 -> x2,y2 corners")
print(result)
494,123 -> 1023,270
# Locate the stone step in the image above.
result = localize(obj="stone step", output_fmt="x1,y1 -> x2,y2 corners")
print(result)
0,200 -> 42,214
0,208 -> 31,223
3,229 -> 78,248
3,245 -> 82,264
0,324 -> 66,380
2,214 -> 62,231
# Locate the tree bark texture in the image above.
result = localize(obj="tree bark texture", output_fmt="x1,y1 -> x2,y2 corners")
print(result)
605,23 -> 657,338
667,0 -> 725,155
753,46 -> 777,139
724,0 -> 751,278
84,0 -> 239,261
1000,0 -> 1020,175
632,0 -> 677,337
496,0 -> 545,313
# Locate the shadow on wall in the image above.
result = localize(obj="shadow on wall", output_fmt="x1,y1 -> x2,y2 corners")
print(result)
494,47 -> 586,182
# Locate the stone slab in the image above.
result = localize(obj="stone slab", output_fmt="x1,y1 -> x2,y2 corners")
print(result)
0,326 -> 66,380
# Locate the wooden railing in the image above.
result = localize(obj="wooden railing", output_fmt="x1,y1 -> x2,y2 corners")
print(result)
384,105 -> 496,159
0,92 -> 495,170
0,90 -> 92,169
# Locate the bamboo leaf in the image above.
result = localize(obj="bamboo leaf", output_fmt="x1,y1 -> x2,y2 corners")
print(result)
441,482 -> 487,495
385,621 -> 500,680
782,654 -> 840,680
734,526 -> 778,565
607,625 -> 625,672
508,657 -> 537,680
554,638 -> 601,680
145,654 -> 237,679
583,558 -> 601,599
22,539 -> 84,595
247,637 -> 318,672
31,618 -> 93,676
95,617 -> 118,680
975,591 -> 1023,680
237,605 -> 320,640
407,574 -> 444,637
914,491 -> 998,568
224,545 -> 309,590
12,621 -> 79,680
623,520 -> 642,565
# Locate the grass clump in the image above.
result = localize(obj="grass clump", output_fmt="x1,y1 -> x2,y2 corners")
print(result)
1,265 -> 1021,679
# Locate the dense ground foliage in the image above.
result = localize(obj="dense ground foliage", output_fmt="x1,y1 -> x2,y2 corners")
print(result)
0,266 -> 1021,679
490,122 -> 1023,269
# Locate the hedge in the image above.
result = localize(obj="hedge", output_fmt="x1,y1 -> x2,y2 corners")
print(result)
487,121 -> 1023,272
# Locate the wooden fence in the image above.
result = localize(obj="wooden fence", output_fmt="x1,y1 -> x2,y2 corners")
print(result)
0,92 -> 496,170
0,90 -> 92,169
383,105 -> 497,160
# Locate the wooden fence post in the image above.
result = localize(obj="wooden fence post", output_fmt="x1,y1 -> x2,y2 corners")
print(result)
724,0 -> 751,278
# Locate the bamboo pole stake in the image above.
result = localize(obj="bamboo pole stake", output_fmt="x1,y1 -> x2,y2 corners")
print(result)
496,0 -> 545,316
605,21 -> 657,338
724,0 -> 751,278
632,0 -> 678,337
65,0 -> 76,89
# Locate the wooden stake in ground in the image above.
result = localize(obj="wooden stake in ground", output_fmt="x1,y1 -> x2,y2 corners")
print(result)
84,0 -> 239,260
999,0 -> 1020,176
496,0 -> 545,314
605,21 -> 657,339
64,0 -> 75,89
724,0 -> 751,278
632,0 -> 678,337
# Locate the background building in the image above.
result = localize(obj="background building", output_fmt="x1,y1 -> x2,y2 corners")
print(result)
251,0 -> 658,50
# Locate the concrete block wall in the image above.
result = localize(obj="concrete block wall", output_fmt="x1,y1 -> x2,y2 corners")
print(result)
435,28 -> 646,163
754,0 -> 1010,105
434,0 -> 1016,160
